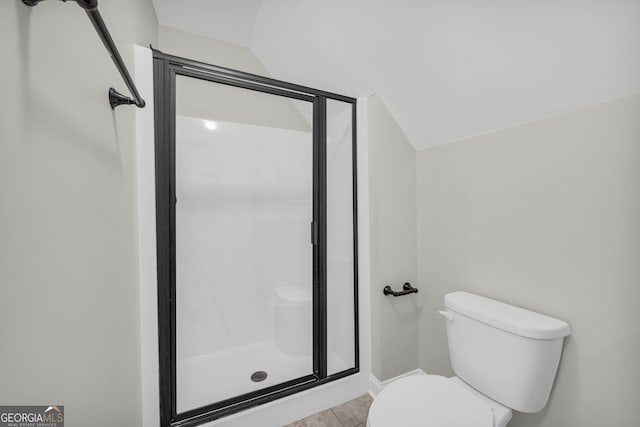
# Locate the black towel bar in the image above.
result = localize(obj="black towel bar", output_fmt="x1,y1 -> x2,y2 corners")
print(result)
21,0 -> 146,109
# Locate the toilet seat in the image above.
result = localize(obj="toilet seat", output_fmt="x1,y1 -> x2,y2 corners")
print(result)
367,375 -> 499,427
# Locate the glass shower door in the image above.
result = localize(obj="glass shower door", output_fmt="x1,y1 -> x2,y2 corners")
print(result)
155,51 -> 359,427
173,74 -> 315,413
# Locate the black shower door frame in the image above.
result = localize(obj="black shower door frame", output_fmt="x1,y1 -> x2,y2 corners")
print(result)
153,49 -> 359,427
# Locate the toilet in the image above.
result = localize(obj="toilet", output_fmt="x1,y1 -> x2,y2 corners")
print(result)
367,291 -> 571,427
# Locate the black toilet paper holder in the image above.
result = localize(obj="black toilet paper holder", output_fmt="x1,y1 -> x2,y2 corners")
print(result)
383,282 -> 418,297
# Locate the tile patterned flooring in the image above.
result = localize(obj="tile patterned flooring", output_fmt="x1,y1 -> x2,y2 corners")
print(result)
284,394 -> 373,427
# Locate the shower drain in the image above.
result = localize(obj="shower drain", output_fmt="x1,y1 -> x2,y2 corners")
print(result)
251,371 -> 268,382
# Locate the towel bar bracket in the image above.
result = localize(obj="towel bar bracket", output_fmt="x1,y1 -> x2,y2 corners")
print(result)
109,88 -> 136,109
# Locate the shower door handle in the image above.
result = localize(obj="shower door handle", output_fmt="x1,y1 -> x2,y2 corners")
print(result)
310,221 -> 318,245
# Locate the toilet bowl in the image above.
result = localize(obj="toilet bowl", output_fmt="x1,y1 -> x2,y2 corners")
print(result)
367,291 -> 571,426
367,375 -> 511,427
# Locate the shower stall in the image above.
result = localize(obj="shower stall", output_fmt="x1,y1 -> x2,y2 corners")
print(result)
153,51 -> 359,427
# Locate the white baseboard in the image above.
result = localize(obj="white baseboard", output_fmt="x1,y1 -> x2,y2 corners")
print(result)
369,369 -> 427,397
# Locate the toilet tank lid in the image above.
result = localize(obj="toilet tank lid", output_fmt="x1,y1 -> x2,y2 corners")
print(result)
444,292 -> 571,340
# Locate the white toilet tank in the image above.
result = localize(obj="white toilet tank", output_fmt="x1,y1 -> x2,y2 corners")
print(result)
442,292 -> 571,413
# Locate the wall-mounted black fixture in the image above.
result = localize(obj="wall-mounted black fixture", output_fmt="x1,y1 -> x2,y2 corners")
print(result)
383,282 -> 418,297
21,0 -> 146,109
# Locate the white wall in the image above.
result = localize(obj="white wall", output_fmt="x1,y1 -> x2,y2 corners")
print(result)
248,0 -> 640,150
367,95 -> 419,381
0,1 -> 157,426
175,117 -> 313,358
417,94 -> 640,426
159,24 -> 271,74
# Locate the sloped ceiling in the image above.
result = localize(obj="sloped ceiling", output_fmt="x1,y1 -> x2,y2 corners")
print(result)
152,0 -> 640,150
